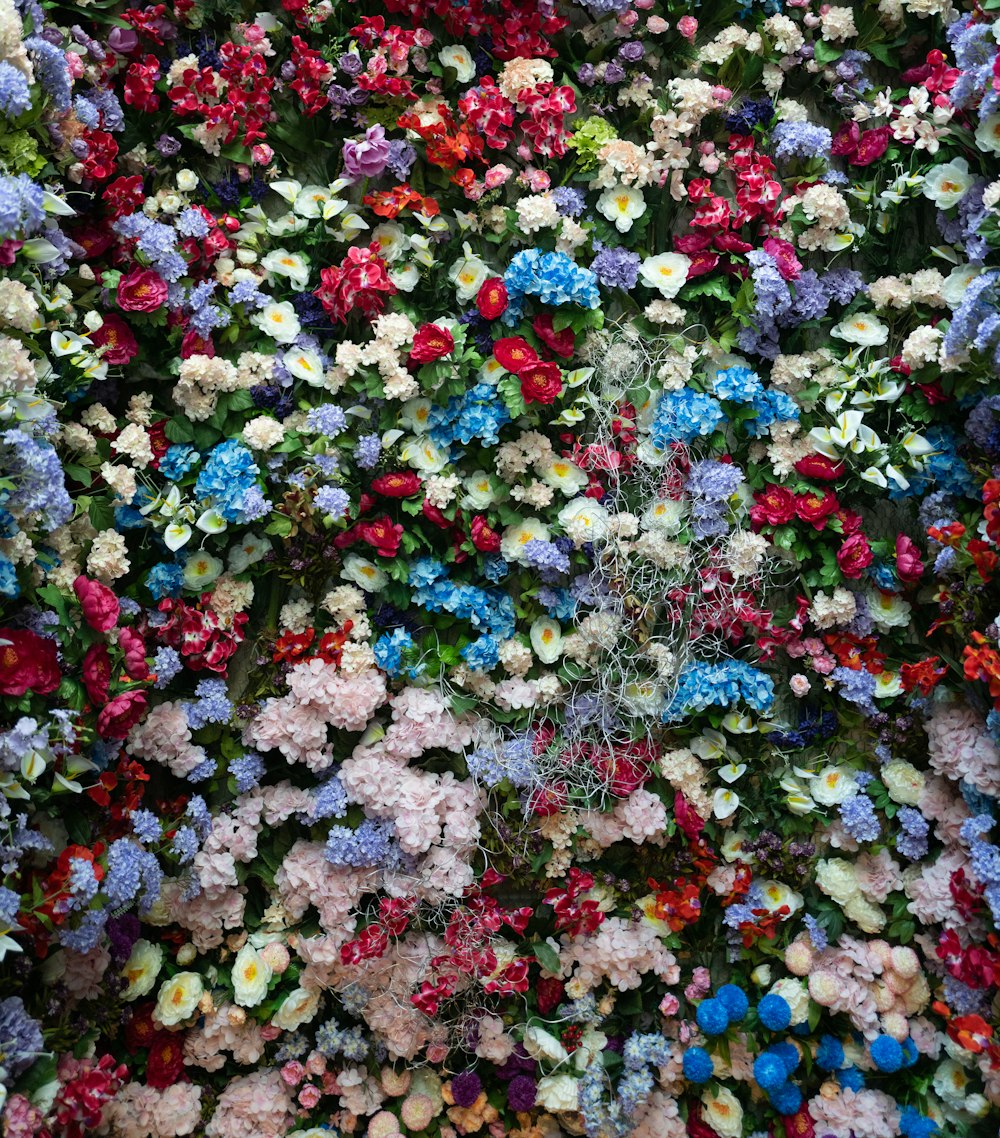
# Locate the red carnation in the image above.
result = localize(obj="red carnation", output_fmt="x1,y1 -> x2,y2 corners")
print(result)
476,277 -> 509,320
493,336 -> 537,373
96,690 -> 148,740
794,453 -> 845,482
0,628 -> 61,696
750,485 -> 796,528
116,268 -> 168,313
359,516 -> 403,557
519,360 -> 563,405
836,533 -> 874,579
74,575 -> 120,632
370,471 -> 422,498
90,314 -> 138,366
470,515 -> 501,552
532,313 -> 575,359
82,643 -> 112,706
410,323 -> 455,364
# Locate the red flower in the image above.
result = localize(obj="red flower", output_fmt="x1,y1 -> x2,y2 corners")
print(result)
476,277 -> 508,320
470,515 -> 501,552
370,471 -> 421,498
118,627 -> 149,680
493,336 -> 537,372
895,534 -> 924,583
97,690 -> 148,739
762,236 -> 802,281
750,485 -> 796,528
519,360 -> 563,405
359,516 -> 403,557
794,490 -> 838,530
532,313 -> 575,358
410,323 -> 455,363
117,268 -> 168,313
0,629 -> 61,696
90,314 -> 138,366
422,499 -> 451,529
836,533 -> 874,579
794,453 -> 845,481
146,1033 -> 186,1089
901,657 -> 947,696
73,575 -> 120,632
82,643 -> 112,706
314,243 -> 396,324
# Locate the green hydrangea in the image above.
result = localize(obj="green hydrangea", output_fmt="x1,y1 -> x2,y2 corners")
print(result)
567,116 -> 618,168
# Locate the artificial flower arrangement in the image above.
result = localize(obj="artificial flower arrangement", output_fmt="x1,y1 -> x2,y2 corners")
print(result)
0,0 -> 999,1136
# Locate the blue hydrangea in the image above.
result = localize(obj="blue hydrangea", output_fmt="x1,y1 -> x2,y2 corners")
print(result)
650,389 -> 725,447
503,249 -> 600,323
428,382 -> 511,448
0,61 -> 31,118
461,635 -> 500,671
663,659 -> 774,721
373,628 -> 414,675
159,445 -> 200,480
194,440 -> 260,521
771,120 -> 832,161
146,562 -> 184,601
713,366 -> 764,403
839,794 -> 881,842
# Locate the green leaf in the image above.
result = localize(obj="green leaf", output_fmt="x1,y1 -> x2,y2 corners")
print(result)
532,940 -> 561,974
813,41 -> 843,66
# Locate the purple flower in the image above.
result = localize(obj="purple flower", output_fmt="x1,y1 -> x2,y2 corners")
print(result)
508,1075 -> 537,1112
0,997 -> 43,1075
343,124 -> 391,180
591,244 -> 641,290
355,433 -> 382,469
451,1071 -> 482,1108
316,485 -> 350,517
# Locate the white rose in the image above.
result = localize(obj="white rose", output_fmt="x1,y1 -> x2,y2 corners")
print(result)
881,759 -> 924,805
439,44 -> 476,83
461,471 -> 497,510
500,517 -> 551,565
811,765 -> 858,806
639,252 -> 691,299
922,158 -> 973,209
121,939 -> 163,1001
523,1025 -> 569,1065
232,943 -> 272,1008
176,169 -> 198,191
831,312 -> 889,347
815,858 -> 860,905
153,972 -> 204,1027
701,1087 -> 743,1138
975,113 -> 1000,156
341,554 -> 388,593
271,986 -> 320,1031
558,498 -> 610,545
252,301 -> 301,344
401,434 -> 449,474
535,1074 -> 578,1112
530,617 -> 563,665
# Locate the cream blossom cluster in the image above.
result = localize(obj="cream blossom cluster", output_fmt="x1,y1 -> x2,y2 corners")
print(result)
327,313 -> 419,400
924,700 -> 1000,797
560,916 -> 680,993
98,1082 -> 202,1138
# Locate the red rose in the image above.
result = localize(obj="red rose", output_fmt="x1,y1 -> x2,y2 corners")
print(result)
836,533 -> 873,579
831,121 -> 861,157
181,329 -> 214,358
116,268 -> 168,313
124,1005 -> 162,1052
359,516 -> 402,557
532,313 -> 575,359
713,231 -> 753,254
476,277 -> 508,320
782,1108 -> 816,1138
82,643 -> 112,706
74,575 -> 120,632
519,360 -> 563,405
837,508 -> 864,535
118,627 -> 149,680
146,1032 -> 186,1089
410,323 -> 455,364
493,336 -> 537,373
90,314 -> 138,366
96,690 -> 148,740
794,453 -> 845,481
763,236 -> 802,281
422,500 -> 451,529
852,126 -> 890,166
470,515 -> 501,552
896,534 -> 924,584
794,491 -> 838,530
370,471 -> 422,498
750,485 -> 796,528
673,791 -> 704,841
536,977 -> 565,1015
686,249 -> 721,278
0,629 -> 60,696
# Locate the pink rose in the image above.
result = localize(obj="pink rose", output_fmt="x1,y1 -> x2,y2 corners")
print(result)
74,574 -> 120,631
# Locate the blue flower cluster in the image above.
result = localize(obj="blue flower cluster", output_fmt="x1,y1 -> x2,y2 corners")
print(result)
428,382 -> 511,448
373,627 -> 415,675
411,562 -> 516,638
503,249 -> 600,323
663,659 -> 775,721
687,460 -> 745,539
194,440 -> 260,521
324,819 -> 399,869
649,389 -> 725,448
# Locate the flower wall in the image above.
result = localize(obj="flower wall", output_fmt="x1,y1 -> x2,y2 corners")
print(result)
1,0 -> 1000,1135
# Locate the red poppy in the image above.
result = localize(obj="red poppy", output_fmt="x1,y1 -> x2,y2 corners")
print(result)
794,453 -> 845,481
370,471 -> 422,498
493,336 -> 537,373
477,277 -> 508,320
359,516 -> 403,557
470,515 -> 501,552
116,268 -> 168,313
836,533 -> 874,579
147,1032 -> 187,1089
519,360 -> 563,405
0,628 -> 61,696
410,323 -> 455,363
